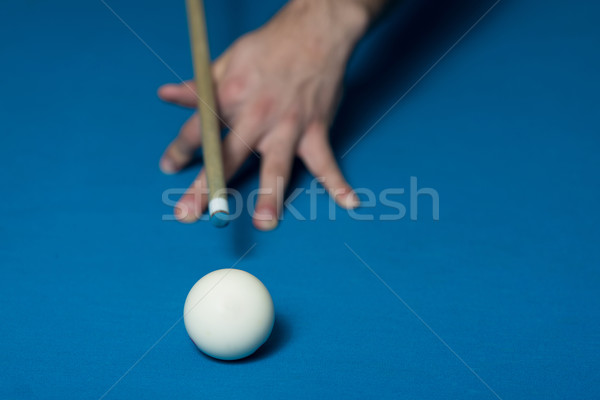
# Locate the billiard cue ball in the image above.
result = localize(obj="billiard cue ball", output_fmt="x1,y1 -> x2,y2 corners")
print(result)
183,269 -> 274,360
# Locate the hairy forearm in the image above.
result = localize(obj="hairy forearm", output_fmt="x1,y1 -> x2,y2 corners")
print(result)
277,0 -> 388,64
291,0 -> 389,34
348,0 -> 390,20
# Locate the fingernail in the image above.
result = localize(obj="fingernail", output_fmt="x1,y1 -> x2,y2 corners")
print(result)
160,157 -> 177,174
343,192 -> 360,209
253,207 -> 278,231
175,200 -> 197,223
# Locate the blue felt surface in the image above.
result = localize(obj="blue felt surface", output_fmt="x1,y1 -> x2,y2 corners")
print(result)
1,0 -> 599,399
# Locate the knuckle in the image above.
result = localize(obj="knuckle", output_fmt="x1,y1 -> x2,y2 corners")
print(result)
253,96 -> 275,121
219,75 -> 247,104
283,106 -> 301,126
263,161 -> 287,180
305,120 -> 327,138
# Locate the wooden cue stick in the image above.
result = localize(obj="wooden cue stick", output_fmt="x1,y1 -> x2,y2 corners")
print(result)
185,0 -> 229,226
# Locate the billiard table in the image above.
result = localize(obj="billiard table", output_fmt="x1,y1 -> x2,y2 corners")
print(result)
1,0 -> 599,399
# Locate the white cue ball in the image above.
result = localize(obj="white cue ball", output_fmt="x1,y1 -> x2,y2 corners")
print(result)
183,269 -> 274,360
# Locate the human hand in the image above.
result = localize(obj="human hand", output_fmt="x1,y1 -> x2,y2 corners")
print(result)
159,0 -> 371,230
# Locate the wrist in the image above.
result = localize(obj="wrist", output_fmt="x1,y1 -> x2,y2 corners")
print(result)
289,0 -> 371,46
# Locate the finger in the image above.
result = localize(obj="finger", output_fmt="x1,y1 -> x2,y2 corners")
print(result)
158,52 -> 230,109
175,129 -> 256,223
174,170 -> 208,223
157,81 -> 198,108
212,50 -> 230,82
299,122 -> 359,209
159,114 -> 202,174
253,122 -> 298,231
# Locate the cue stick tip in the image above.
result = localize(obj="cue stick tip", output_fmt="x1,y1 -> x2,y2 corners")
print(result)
209,197 -> 230,228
